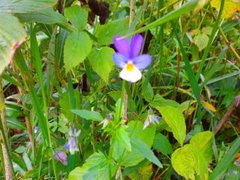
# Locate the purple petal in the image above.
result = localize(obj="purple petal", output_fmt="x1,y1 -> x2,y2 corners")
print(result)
132,54 -> 152,70
113,53 -> 128,69
130,34 -> 143,58
113,36 -> 130,57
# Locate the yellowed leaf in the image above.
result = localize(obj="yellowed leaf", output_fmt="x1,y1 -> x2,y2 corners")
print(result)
210,0 -> 240,18
201,101 -> 217,113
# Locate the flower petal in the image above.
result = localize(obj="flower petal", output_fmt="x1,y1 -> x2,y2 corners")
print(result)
113,53 -> 128,68
130,34 -> 143,58
132,54 -> 152,70
119,65 -> 142,83
113,36 -> 130,57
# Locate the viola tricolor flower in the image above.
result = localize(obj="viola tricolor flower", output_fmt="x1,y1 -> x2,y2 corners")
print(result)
113,34 -> 152,83
143,109 -> 161,129
65,128 -> 80,155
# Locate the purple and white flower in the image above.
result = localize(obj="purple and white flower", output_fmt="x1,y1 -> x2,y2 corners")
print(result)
113,34 -> 152,83
65,128 -> 80,155
143,109 -> 161,129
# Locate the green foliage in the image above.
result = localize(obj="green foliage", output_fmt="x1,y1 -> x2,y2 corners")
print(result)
88,47 -> 114,82
157,106 -> 186,146
1,0 -> 240,179
0,13 -> 26,74
64,31 -> 92,72
171,131 -> 213,179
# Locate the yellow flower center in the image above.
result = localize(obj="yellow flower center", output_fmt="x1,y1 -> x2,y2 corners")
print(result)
126,62 -> 134,71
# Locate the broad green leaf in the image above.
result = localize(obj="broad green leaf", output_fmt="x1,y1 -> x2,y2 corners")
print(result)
16,8 -> 70,30
157,106 -> 186,146
132,138 -> 162,168
95,18 -> 128,45
0,13 -> 26,74
153,133 -> 173,155
211,0 -> 240,18
71,109 -> 103,121
64,31 -> 92,72
142,78 -> 154,102
64,5 -> 88,30
190,131 -> 213,162
69,152 -> 116,180
115,126 -> 132,151
171,144 -> 196,180
171,131 -> 213,179
193,33 -> 209,51
110,121 -> 156,167
0,0 -> 57,13
150,94 -> 180,108
88,47 -> 114,82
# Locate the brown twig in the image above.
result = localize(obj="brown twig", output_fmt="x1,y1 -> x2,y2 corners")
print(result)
214,95 -> 240,135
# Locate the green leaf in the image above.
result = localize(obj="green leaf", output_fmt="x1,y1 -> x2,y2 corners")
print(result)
115,126 -> 132,151
110,121 -> 156,167
88,47 -> 114,82
64,5 -> 88,30
142,78 -> 154,102
150,94 -> 180,108
68,152 -> 116,180
171,131 -> 213,179
71,109 -> 103,121
0,13 -> 26,74
0,0 -> 57,13
64,31 -> 92,72
157,106 -> 186,146
190,131 -> 213,162
171,144 -> 196,180
193,33 -> 209,51
95,18 -> 128,45
16,8 -> 71,30
132,138 -> 162,168
153,133 -> 173,155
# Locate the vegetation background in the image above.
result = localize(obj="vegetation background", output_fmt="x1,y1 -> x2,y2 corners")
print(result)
0,0 -> 239,179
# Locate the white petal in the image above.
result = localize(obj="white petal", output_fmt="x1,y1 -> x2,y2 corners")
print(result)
119,65 -> 142,83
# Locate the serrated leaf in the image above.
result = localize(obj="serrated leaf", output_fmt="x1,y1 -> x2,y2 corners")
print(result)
153,133 -> 173,155
157,106 -> 186,145
88,47 -> 114,82
0,13 -> 26,74
211,0 -> 240,18
190,131 -> 213,162
64,5 -> 88,30
71,109 -> 103,121
95,18 -> 128,45
171,131 -> 213,179
193,33 -> 209,51
171,144 -> 196,180
64,31 -> 92,72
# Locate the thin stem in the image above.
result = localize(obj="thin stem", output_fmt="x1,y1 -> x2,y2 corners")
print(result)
129,0 -> 135,26
0,76 -> 14,180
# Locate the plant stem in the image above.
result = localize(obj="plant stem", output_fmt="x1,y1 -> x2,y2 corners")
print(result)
129,0 -> 135,26
0,76 -> 13,180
